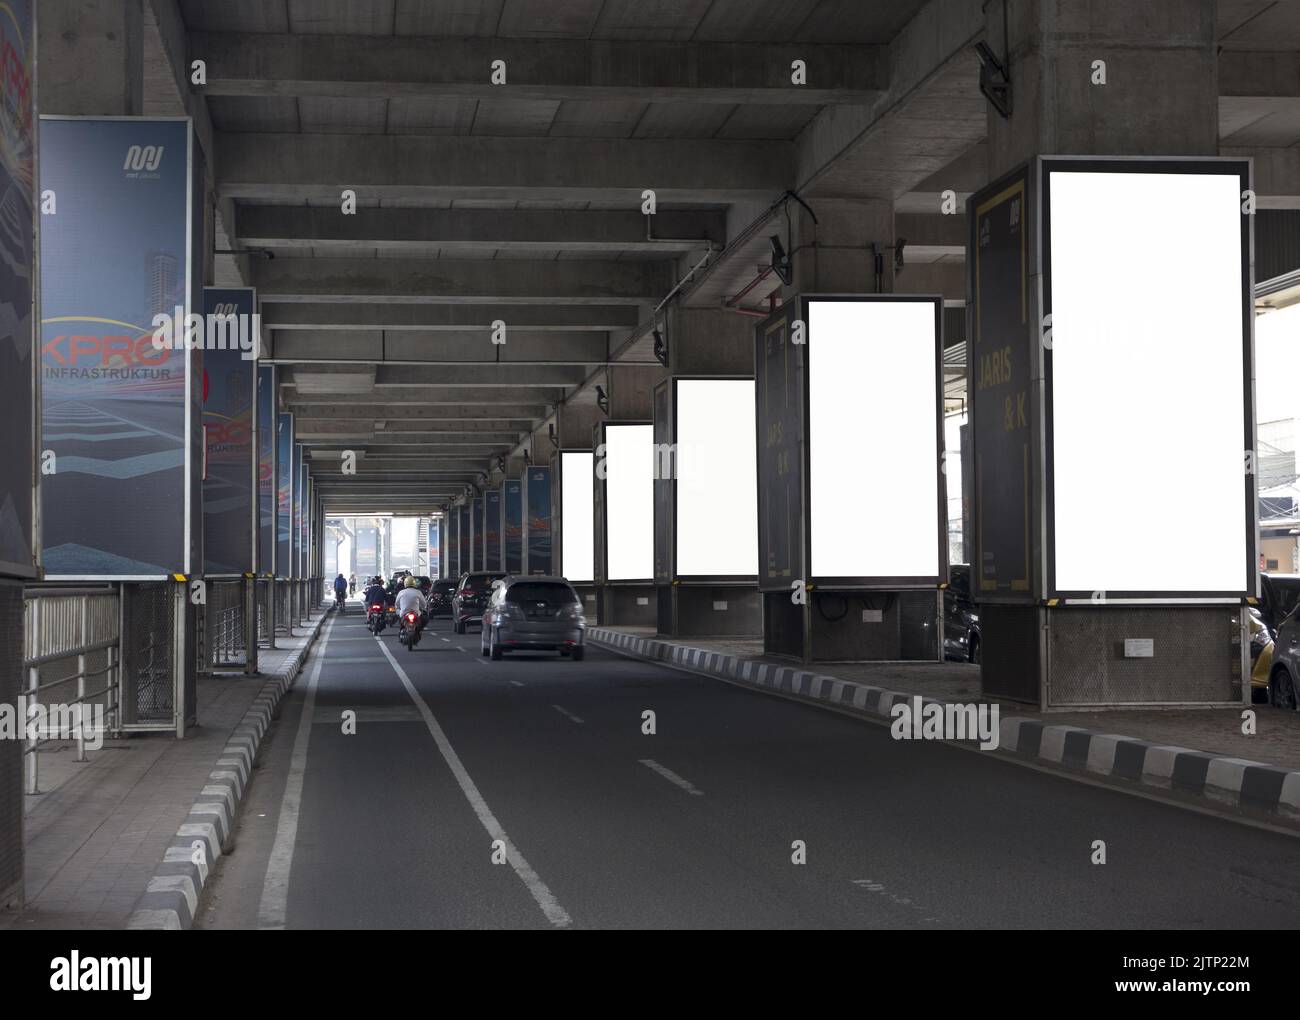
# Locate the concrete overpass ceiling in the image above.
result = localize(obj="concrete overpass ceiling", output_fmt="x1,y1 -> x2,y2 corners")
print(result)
172,0 -> 1300,515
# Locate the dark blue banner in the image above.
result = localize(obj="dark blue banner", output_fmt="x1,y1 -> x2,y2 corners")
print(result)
458,504 -> 470,576
201,287 -> 254,574
503,479 -> 522,574
257,365 -> 274,573
525,466 -> 551,575
293,443 -> 304,578
484,489 -> 501,572
0,0 -> 33,578
40,117 -> 195,576
429,517 -> 440,577
276,413 -> 292,577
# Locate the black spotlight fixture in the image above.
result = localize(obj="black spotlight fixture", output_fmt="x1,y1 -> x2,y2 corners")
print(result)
652,324 -> 668,367
894,237 -> 906,274
595,385 -> 609,414
974,40 -> 1011,119
548,422 -> 557,447
769,234 -> 792,285
523,448 -> 532,465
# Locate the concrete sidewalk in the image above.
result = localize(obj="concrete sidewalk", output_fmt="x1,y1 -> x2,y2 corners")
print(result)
589,627 -> 1300,827
0,609 -> 327,930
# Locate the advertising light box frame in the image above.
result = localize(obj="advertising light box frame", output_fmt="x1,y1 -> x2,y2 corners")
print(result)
673,377 -> 759,583
786,294 -> 947,591
597,421 -> 654,585
1039,157 -> 1255,601
558,449 -> 594,583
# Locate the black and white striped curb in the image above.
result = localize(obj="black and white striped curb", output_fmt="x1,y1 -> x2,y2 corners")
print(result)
126,613 -> 326,930
589,627 -> 1300,825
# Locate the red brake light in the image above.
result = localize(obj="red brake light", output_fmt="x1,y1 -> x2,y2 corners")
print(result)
370,604 -> 381,611
405,612 -> 417,622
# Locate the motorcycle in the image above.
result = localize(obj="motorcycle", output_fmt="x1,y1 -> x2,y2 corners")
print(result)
398,610 -> 422,651
367,601 -> 386,634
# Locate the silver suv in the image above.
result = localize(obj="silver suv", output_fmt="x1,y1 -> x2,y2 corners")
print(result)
1270,606 -> 1300,710
480,576 -> 586,661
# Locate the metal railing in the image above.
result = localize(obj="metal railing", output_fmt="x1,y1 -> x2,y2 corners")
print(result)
22,587 -> 122,794
199,579 -> 247,671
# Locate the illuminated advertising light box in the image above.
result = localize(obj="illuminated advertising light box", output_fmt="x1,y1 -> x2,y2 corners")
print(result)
806,296 -> 944,586
559,451 -> 594,582
483,488 -> 501,571
503,479 -> 523,574
256,365 -> 275,574
523,465 -> 551,574
202,288 -> 256,575
1042,159 -> 1252,598
276,414 -> 293,578
40,117 -> 199,577
675,379 -> 758,580
598,423 -> 654,583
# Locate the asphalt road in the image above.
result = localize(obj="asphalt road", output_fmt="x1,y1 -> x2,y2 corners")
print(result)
196,600 -> 1300,930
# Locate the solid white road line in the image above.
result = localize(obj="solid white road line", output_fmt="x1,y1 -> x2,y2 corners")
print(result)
638,758 -> 704,797
258,615 -> 334,930
550,704 -> 584,724
375,637 -> 572,929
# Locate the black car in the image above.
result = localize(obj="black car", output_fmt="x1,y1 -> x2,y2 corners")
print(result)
451,572 -> 506,633
1260,573 -> 1300,634
943,564 -> 981,664
427,579 -> 456,617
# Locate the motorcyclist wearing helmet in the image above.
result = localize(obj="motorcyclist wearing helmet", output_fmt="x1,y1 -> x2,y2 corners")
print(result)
395,574 -> 428,638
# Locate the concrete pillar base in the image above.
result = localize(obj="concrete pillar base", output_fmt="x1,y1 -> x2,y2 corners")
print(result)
596,585 -> 656,628
657,585 -> 762,639
763,591 -> 941,664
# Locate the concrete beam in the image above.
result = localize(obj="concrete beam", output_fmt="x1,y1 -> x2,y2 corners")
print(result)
239,206 -> 725,254
369,365 -> 588,388
40,0 -> 144,115
254,257 -> 671,304
796,0 -> 986,198
1219,51 -> 1300,98
193,32 -> 887,104
262,302 -> 638,331
288,404 -> 541,423
216,132 -> 792,204
284,388 -> 559,407
1222,147 -> 1300,207
268,330 -> 610,364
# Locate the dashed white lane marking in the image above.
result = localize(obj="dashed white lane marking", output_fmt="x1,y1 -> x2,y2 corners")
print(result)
440,637 -> 450,643
258,616 -> 335,930
509,680 -> 525,688
550,704 -> 584,724
375,637 -> 571,929
638,759 -> 704,797
851,878 -> 940,924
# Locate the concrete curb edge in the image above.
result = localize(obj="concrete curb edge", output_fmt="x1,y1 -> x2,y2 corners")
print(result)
126,608 -> 329,930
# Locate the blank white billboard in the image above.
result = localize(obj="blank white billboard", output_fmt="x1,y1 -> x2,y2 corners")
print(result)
560,451 -> 594,582
676,379 -> 758,577
808,299 -> 941,580
1047,168 -> 1247,593
603,424 -> 654,581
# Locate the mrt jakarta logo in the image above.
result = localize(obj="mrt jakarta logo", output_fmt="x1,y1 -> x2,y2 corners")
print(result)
122,143 -> 163,178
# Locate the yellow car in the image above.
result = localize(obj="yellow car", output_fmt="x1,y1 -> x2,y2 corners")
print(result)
1250,609 -> 1274,699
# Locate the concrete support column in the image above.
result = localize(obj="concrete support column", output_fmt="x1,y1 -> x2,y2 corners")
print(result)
783,198 -> 895,298
985,0 -> 1217,178
38,0 -> 144,115
972,0 -> 1225,708
653,306 -> 763,639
